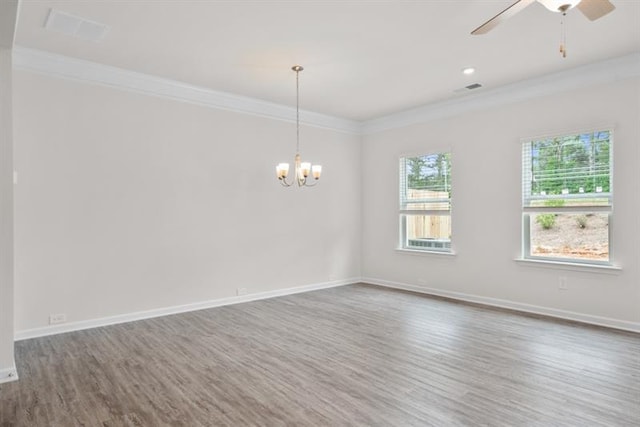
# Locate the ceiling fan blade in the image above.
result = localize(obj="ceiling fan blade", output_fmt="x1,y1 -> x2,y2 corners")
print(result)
577,0 -> 615,21
471,0 -> 536,35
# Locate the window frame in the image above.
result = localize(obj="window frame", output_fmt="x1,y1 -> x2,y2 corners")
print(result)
398,152 -> 452,254
521,128 -> 613,266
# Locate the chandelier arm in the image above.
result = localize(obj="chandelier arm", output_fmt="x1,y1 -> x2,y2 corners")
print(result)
279,177 -> 293,187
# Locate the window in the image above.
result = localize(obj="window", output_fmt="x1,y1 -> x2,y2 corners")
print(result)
522,129 -> 612,264
399,153 -> 452,252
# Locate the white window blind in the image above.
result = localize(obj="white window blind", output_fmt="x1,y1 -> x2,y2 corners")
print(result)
522,130 -> 612,212
400,154 -> 451,214
399,153 -> 452,252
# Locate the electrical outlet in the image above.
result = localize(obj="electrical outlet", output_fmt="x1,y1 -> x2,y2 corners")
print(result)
558,277 -> 568,291
236,288 -> 247,296
49,313 -> 66,324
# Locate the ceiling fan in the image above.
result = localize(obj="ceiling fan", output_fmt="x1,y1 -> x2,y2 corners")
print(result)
471,0 -> 615,36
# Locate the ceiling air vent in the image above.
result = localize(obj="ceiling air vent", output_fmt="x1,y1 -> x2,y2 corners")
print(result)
44,9 -> 110,42
453,83 -> 483,94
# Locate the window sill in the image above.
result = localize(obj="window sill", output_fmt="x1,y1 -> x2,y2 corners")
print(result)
396,248 -> 457,257
514,258 -> 622,274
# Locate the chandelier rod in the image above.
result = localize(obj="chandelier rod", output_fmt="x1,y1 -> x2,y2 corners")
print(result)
295,66 -> 300,153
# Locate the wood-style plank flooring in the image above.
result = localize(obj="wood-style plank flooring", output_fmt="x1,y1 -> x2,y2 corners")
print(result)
1,284 -> 639,426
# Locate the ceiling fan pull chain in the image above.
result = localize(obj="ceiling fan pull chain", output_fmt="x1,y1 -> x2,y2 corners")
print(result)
559,14 -> 563,55
560,11 -> 567,58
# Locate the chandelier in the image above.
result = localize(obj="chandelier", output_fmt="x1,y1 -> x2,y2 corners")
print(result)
276,65 -> 322,187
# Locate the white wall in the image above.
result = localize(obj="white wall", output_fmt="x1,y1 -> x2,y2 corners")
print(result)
0,0 -> 19,385
10,56 -> 639,339
13,70 -> 361,332
362,77 -> 640,328
0,49 -> 16,380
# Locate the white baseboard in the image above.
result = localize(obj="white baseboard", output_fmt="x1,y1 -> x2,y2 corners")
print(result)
362,277 -> 640,333
15,278 -> 358,341
0,363 -> 18,384
14,276 -> 639,341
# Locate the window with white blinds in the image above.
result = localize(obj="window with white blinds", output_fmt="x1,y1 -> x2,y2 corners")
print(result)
399,153 -> 452,252
522,130 -> 612,264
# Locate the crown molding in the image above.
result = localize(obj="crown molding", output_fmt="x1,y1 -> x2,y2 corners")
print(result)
12,46 -> 362,135
362,52 -> 640,134
12,47 -> 640,136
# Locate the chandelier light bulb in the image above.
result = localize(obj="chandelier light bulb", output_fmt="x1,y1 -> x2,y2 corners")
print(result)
300,162 -> 311,177
276,163 -> 290,179
311,165 -> 322,180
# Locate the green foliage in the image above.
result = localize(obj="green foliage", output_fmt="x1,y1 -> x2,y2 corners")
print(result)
406,153 -> 451,193
407,157 -> 428,189
535,199 -> 564,229
529,131 -> 611,196
544,199 -> 565,207
576,215 -> 588,229
536,214 -> 556,230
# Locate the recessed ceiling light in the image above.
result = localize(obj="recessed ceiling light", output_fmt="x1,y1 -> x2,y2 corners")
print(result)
462,67 -> 475,75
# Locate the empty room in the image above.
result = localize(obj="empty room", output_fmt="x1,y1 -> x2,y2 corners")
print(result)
1,0 -> 639,425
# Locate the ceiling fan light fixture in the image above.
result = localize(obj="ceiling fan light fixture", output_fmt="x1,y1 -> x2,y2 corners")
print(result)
537,0 -> 581,13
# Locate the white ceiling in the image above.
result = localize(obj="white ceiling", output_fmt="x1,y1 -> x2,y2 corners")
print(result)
14,0 -> 640,121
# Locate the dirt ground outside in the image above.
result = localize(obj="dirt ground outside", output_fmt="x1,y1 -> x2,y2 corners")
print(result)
530,213 -> 609,261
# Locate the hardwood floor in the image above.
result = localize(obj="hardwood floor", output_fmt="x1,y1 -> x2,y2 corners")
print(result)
1,283 -> 638,426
